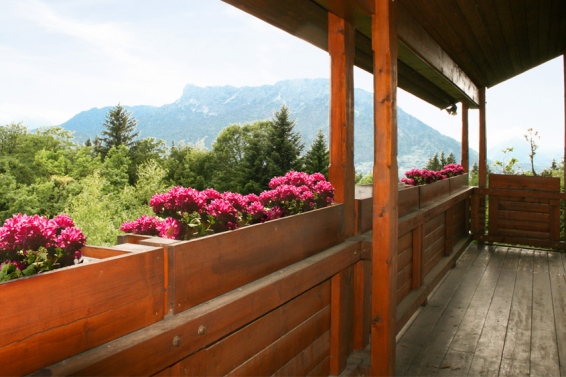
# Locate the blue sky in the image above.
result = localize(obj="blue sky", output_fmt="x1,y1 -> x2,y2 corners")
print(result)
1,0 -> 564,160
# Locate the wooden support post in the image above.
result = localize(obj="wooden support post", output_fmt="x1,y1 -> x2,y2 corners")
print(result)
353,260 -> 372,350
330,266 -> 355,375
444,208 -> 454,256
478,87 -> 487,235
371,1 -> 398,375
461,103 -> 469,173
478,87 -> 487,189
411,225 -> 423,290
328,13 -> 356,238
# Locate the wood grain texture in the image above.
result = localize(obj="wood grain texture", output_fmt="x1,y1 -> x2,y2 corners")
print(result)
43,241 -> 361,376
370,0 -> 398,374
205,281 -> 330,376
397,245 -> 566,376
330,266 -> 355,375
328,13 -> 356,238
0,245 -> 165,376
136,205 -> 344,314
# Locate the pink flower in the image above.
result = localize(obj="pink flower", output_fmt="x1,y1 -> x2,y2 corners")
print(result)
201,188 -> 223,204
158,217 -> 183,239
56,227 -> 86,253
50,214 -> 75,230
266,206 -> 283,220
400,177 -> 416,186
0,214 -> 55,252
169,187 -> 205,214
120,215 -> 162,236
222,192 -> 248,212
441,163 -> 465,177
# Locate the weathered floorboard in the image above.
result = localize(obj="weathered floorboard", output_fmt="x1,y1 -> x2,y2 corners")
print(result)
395,244 -> 566,377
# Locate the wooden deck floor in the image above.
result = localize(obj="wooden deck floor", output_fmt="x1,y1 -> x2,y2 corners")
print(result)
396,243 -> 566,376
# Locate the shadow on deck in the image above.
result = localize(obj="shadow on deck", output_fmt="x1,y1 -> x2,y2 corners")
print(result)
341,242 -> 566,376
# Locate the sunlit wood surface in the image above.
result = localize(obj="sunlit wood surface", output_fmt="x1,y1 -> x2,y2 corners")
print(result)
396,243 -> 566,376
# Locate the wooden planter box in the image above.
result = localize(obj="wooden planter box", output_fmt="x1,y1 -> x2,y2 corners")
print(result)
118,204 -> 345,314
419,178 -> 450,208
0,244 -> 165,376
449,173 -> 469,194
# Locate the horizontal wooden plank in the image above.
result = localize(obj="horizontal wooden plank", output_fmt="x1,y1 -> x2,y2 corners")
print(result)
424,225 -> 445,251
0,295 -> 163,376
420,179 -> 450,208
449,174 -> 470,194
398,247 -> 413,273
307,355 -> 330,377
424,212 -> 445,234
423,248 -> 443,279
475,187 -> 566,200
205,281 -> 330,376
165,205 -> 345,313
397,263 -> 413,289
43,240 -> 361,376
497,209 -> 550,223
498,219 -> 550,233
497,228 -> 550,240
273,331 -> 330,376
81,245 -> 129,259
399,186 -> 419,217
0,246 -> 165,375
398,230 -> 413,253
399,188 -> 472,236
499,200 -> 550,212
489,174 -> 560,191
226,306 -> 331,376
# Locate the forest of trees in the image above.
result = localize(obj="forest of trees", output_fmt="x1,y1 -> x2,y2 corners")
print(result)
0,104 -> 330,245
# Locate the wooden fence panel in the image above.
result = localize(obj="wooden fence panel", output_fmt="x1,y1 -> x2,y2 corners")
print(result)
483,174 -> 563,248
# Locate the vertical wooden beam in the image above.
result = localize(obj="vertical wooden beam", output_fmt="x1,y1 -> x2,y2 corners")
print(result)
371,1 -> 398,375
461,103 -> 469,173
330,266 -> 354,375
328,12 -> 356,238
411,225 -> 423,290
478,87 -> 487,188
353,260 -> 372,350
478,87 -> 487,235
444,208 -> 454,256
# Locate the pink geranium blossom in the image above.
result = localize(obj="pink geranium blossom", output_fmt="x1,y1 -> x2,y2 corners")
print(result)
0,213 -> 86,281
120,172 -> 335,239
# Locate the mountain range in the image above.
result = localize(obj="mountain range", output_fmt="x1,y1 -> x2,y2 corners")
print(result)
59,78 -> 478,176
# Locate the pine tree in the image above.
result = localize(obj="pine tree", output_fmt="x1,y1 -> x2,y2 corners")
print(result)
446,152 -> 457,165
440,151 -> 447,167
267,105 -> 304,178
239,127 -> 271,194
425,153 -> 442,171
303,129 -> 329,178
98,104 -> 139,158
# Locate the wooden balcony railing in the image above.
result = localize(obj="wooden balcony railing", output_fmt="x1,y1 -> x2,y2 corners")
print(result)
472,174 -> 566,250
354,174 -> 474,333
30,175 -> 479,376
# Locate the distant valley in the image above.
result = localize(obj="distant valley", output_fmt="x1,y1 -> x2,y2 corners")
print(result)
59,78 -> 478,176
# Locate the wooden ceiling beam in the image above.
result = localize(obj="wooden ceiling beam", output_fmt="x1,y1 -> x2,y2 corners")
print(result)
397,2 -> 480,107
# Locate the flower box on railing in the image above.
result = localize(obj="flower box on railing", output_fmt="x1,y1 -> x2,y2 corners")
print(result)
449,173 -> 469,194
0,243 -> 165,376
118,204 -> 345,314
419,178 -> 450,208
